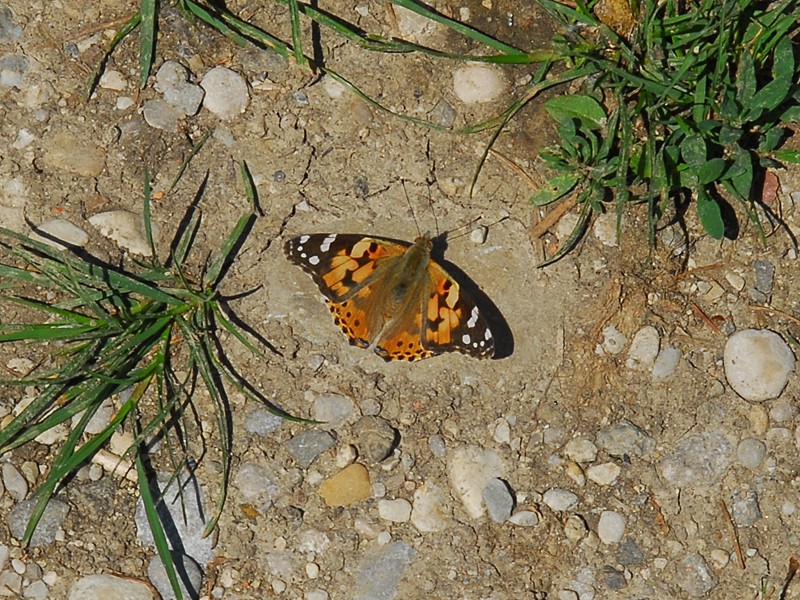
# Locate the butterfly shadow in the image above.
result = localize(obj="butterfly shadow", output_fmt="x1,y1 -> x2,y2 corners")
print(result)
431,235 -> 514,359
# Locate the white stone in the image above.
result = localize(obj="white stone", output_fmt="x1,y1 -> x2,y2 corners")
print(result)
69,574 -> 155,600
564,438 -> 598,463
447,445 -> 505,519
724,329 -> 795,401
201,67 -> 249,120
542,488 -> 578,512
99,69 -> 127,91
598,325 -> 627,355
626,326 -> 660,370
593,211 -> 618,247
453,64 -> 508,104
652,346 -> 681,380
88,211 -> 158,256
377,498 -> 412,523
586,462 -> 621,486
597,510 -> 626,544
508,510 -> 539,527
30,219 -> 89,249
411,483 -> 450,532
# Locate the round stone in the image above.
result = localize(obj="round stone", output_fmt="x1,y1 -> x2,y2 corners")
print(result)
724,329 -> 795,401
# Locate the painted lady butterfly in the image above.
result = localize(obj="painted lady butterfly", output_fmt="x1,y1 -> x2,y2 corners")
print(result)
284,233 -> 495,361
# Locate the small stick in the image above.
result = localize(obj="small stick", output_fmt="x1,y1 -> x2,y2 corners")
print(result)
720,498 -> 745,569
779,556 -> 799,600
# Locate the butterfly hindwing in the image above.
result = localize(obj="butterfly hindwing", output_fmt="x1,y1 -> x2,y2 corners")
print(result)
422,261 -> 495,359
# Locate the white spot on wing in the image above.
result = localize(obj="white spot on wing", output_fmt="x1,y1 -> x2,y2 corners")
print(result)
309,255 -> 320,265
320,234 -> 337,252
467,306 -> 479,328
299,235 -> 310,244
485,330 -> 492,340
461,334 -> 471,345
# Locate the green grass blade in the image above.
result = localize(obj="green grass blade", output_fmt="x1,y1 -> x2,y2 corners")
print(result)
136,453 -> 184,600
139,0 -> 157,88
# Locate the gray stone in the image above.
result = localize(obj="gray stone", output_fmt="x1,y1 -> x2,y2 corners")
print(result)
354,541 -> 416,600
660,431 -> 733,487
200,67 -> 249,120
730,490 -> 761,527
752,259 -> 775,295
736,438 -> 766,470
678,553 -> 718,597
481,478 -> 514,523
148,552 -> 203,600
312,393 -> 355,427
135,472 -> 215,566
284,430 -> 336,467
0,54 -> 28,88
596,420 -> 655,458
616,537 -> 645,566
244,409 -> 284,436
8,498 -> 70,547
0,5 -> 22,43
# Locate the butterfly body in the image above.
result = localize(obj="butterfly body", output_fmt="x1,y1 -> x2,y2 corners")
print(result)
284,233 -> 494,361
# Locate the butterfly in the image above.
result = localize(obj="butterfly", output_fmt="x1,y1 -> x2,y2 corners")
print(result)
284,232 -> 495,361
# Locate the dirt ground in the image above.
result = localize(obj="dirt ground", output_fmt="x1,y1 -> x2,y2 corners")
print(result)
1,1 -> 800,599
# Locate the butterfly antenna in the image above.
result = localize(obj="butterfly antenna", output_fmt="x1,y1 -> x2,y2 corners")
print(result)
401,180 -> 424,237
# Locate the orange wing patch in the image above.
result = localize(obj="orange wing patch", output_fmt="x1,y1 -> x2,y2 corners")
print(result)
426,275 -> 463,346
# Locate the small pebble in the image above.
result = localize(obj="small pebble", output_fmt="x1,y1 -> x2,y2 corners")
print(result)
0,5 -> 23,42
306,563 -> 320,579
201,67 -> 249,120
542,488 -> 578,512
427,434 -> 446,458
596,420 -> 656,458
353,542 -> 416,600
769,398 -> 796,423
737,438 -> 766,469
8,498 -> 70,547
2,463 -> 28,501
586,462 -> 621,486
154,61 -> 204,116
508,510 -> 539,527
564,514 -> 588,542
68,574 -> 154,600
597,510 -> 626,544
564,438 -> 598,463
377,498 -> 412,523
616,537 -> 645,566
312,393 -> 355,427
447,446 -> 505,519
99,69 -> 127,91
142,98 -> 184,131
319,464 -> 371,507
726,272 -> 746,291
660,431 -> 733,486
493,418 -> 511,444
752,259 -> 775,295
353,416 -> 397,463
730,490 -> 762,527
453,64 -> 508,104
626,326 -> 660,370
410,483 -> 450,533
244,409 -> 284,436
335,444 -> 358,468
30,218 -> 89,249
481,478 -> 514,523
724,329 -> 795,401
148,552 -> 202,600
678,553 -> 718,596
598,325 -> 626,355
88,210 -> 158,256
652,346 -> 681,380
593,211 -> 618,247
284,430 -> 336,468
